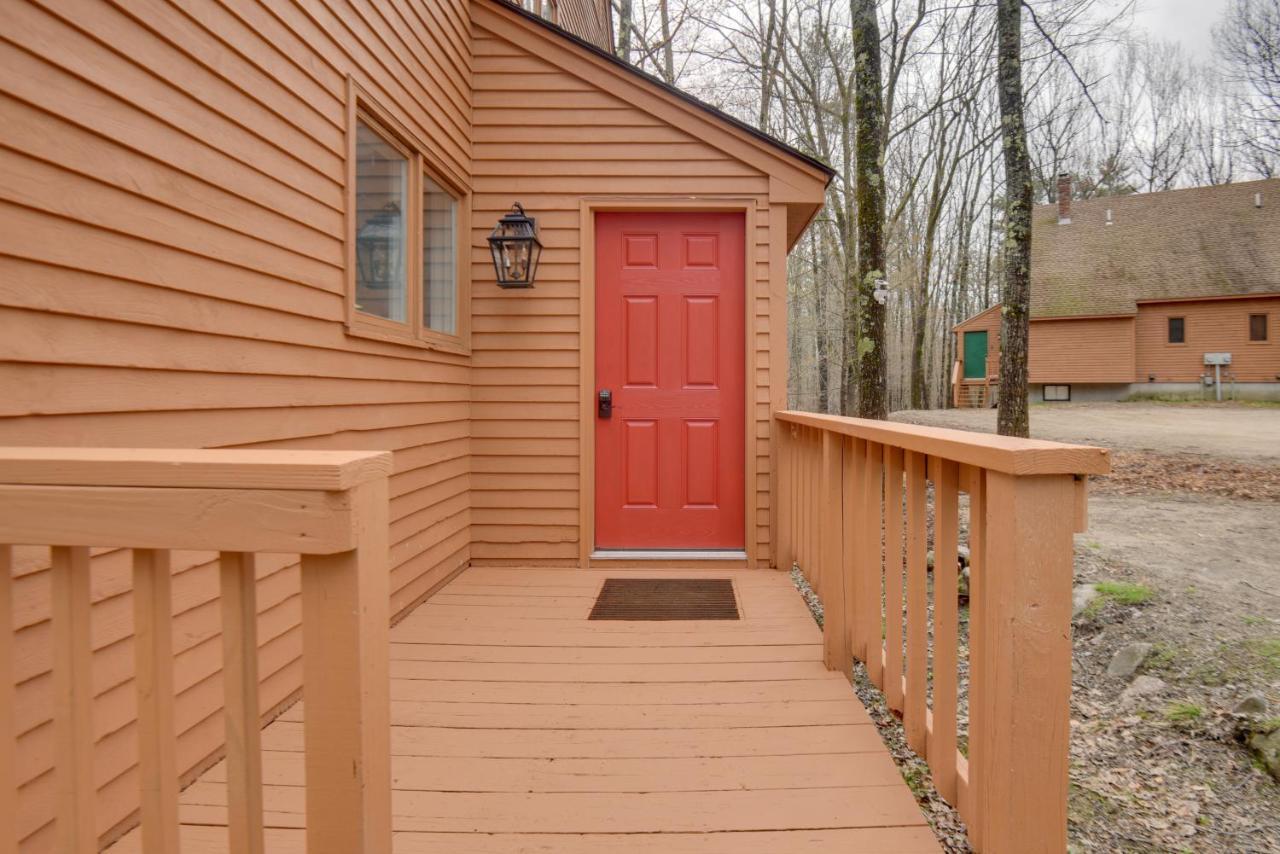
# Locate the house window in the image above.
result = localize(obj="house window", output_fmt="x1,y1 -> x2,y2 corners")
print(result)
346,88 -> 469,353
423,175 -> 456,335
1044,384 -> 1071,402
1168,317 -> 1185,344
1250,313 -> 1268,342
354,120 -> 408,323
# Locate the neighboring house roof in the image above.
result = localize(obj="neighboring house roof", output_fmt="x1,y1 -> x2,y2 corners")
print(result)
1031,178 -> 1280,318
488,0 -> 836,189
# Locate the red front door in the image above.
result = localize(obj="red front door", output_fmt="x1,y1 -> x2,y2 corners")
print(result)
594,211 -> 746,550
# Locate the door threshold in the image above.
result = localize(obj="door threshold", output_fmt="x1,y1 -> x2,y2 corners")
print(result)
590,550 -> 748,561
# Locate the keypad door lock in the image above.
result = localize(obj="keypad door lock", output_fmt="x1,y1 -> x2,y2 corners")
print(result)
598,389 -> 612,418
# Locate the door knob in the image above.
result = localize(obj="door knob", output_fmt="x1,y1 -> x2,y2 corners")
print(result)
598,389 -> 612,418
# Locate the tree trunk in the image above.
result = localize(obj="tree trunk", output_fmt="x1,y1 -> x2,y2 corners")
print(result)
659,0 -> 675,84
995,0 -> 1032,438
909,294 -> 927,409
851,0 -> 888,420
616,0 -> 633,63
813,229 -> 830,412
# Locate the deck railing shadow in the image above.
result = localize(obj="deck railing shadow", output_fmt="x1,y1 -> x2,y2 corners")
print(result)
776,410 -> 1110,853
0,448 -> 394,854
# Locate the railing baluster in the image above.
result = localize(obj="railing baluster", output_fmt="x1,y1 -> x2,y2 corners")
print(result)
903,451 -> 929,756
794,427 -> 803,574
820,431 -> 849,673
51,545 -> 96,854
1,545 -> 14,854
844,440 -> 865,660
863,441 -> 884,688
961,464 -> 988,849
220,551 -> 265,854
788,427 -> 799,572
840,437 -> 857,673
883,446 -> 905,712
931,457 -> 960,801
300,479 -> 392,854
133,549 -> 180,853
808,428 -> 821,594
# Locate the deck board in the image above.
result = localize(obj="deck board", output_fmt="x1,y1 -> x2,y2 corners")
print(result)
108,568 -> 939,853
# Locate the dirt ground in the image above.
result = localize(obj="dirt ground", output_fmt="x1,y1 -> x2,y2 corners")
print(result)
893,402 -> 1280,852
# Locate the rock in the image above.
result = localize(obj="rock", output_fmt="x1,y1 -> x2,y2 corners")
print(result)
1073,584 -> 1099,618
1106,642 -> 1153,679
1233,693 -> 1268,717
925,549 -> 968,573
1248,727 -> 1280,782
1121,675 -> 1167,703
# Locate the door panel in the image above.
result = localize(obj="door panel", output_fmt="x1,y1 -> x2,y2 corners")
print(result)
963,331 -> 989,380
595,212 -> 746,549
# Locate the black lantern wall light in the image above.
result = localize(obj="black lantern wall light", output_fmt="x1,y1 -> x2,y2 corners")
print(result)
487,203 -> 542,288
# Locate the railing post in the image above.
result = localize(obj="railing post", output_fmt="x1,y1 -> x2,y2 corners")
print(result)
976,471 -> 1075,853
300,477 -> 392,854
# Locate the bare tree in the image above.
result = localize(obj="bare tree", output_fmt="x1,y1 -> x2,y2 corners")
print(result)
1215,0 -> 1280,172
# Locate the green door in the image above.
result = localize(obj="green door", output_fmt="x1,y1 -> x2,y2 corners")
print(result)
963,331 -> 988,380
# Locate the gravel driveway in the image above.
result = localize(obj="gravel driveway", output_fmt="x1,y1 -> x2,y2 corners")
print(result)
891,402 -> 1280,461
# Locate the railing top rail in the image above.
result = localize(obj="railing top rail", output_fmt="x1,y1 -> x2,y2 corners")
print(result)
775,410 -> 1111,476
0,447 -> 393,491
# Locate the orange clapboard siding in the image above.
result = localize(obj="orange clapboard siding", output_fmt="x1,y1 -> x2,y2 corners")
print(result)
468,12 -> 786,567
1029,317 -> 1136,383
0,0 -> 472,848
1136,295 -> 1280,382
953,308 -> 1138,384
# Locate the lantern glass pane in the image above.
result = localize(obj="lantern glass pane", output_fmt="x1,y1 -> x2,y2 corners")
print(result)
422,174 -> 456,334
354,120 -> 407,323
504,239 -> 531,282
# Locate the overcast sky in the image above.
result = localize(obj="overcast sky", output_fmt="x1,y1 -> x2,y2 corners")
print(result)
1128,0 -> 1230,59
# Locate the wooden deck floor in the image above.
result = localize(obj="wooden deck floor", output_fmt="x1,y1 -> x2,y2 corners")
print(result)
111,568 -> 939,853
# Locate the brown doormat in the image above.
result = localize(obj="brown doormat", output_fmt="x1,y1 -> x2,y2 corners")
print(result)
588,578 -> 739,620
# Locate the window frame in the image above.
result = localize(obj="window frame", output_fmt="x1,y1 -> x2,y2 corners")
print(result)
1248,313 -> 1268,343
345,81 -> 470,355
1043,384 -> 1071,402
1167,316 -> 1186,345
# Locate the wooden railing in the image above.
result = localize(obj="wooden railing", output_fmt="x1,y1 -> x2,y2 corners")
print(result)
0,448 -> 394,854
775,412 -> 1109,853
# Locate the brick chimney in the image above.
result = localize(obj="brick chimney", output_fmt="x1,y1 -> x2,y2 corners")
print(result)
1057,173 -> 1072,224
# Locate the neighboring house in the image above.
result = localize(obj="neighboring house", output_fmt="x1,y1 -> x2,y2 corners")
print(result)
953,177 -> 1280,405
0,0 -> 831,848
